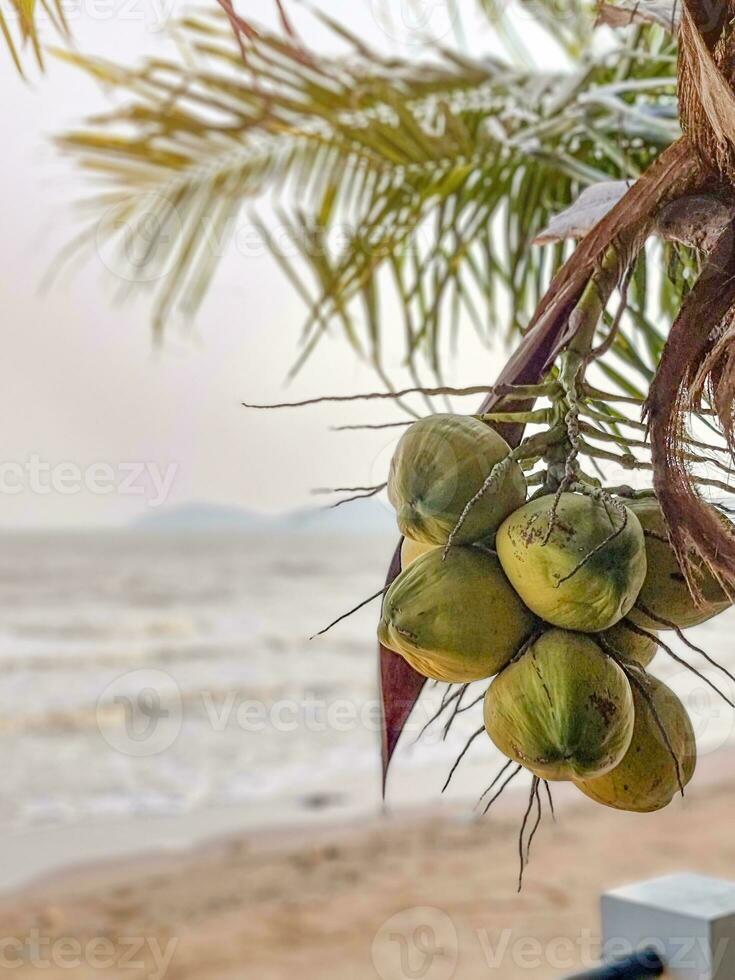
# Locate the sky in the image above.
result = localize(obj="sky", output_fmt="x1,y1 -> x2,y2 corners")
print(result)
1,1 -> 556,528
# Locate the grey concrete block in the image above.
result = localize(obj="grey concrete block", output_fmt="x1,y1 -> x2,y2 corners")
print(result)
601,874 -> 735,979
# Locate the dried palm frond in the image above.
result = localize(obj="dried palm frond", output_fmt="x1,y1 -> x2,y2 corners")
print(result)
1,0 -> 68,75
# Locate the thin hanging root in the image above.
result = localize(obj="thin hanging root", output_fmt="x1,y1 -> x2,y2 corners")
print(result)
332,421 -> 415,431
543,781 -> 556,822
622,664 -> 685,798
525,778 -> 543,862
441,726 -> 485,793
440,684 -> 457,710
310,587 -> 386,639
599,636 -> 686,796
502,629 -> 546,672
313,484 -> 386,495
598,637 -> 685,795
554,490 -> 628,586
482,764 -> 523,815
477,760 -> 513,808
627,606 -> 735,686
443,685 -> 469,740
328,484 -> 387,509
445,458 -> 516,554
444,429 -> 562,555
242,382 -> 558,411
412,686 -> 461,745
517,777 -> 539,893
457,691 -> 486,714
622,622 -> 735,708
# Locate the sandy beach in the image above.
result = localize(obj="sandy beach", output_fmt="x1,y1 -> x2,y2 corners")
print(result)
1,745 -> 734,980
1,530 -> 733,978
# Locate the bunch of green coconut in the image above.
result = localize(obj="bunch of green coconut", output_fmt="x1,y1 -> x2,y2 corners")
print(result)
379,414 -> 733,813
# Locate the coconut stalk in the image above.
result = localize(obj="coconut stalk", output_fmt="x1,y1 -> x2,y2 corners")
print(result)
379,0 -> 735,789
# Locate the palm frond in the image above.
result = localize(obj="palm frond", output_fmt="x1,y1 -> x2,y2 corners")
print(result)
54,4 -> 680,380
2,0 -> 68,75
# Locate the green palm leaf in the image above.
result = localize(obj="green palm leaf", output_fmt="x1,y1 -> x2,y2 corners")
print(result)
54,4 -> 681,382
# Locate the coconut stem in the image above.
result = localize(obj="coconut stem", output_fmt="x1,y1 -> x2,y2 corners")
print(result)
583,385 -> 645,405
589,265 -> 632,363
537,247 -> 628,518
477,409 -> 552,426
567,246 -> 624,361
578,443 -> 735,492
581,413 -> 732,459
243,382 -> 560,410
580,421 -> 735,476
444,428 -> 564,554
332,421 -> 415,431
578,439 -> 646,472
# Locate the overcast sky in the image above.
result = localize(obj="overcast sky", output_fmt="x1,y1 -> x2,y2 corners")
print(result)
2,1 -> 558,528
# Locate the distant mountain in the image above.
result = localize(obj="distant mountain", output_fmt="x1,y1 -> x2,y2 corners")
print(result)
133,503 -> 269,533
132,498 -> 396,536
285,496 -> 395,535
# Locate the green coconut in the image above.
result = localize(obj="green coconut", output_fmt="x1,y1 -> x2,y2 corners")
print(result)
575,672 -> 696,812
400,535 -> 438,568
496,492 -> 647,632
387,414 -> 527,546
379,546 -> 536,683
601,620 -> 658,669
625,497 -> 731,630
484,629 -> 634,781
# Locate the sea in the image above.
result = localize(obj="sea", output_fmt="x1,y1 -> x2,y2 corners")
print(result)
0,526 -> 733,878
